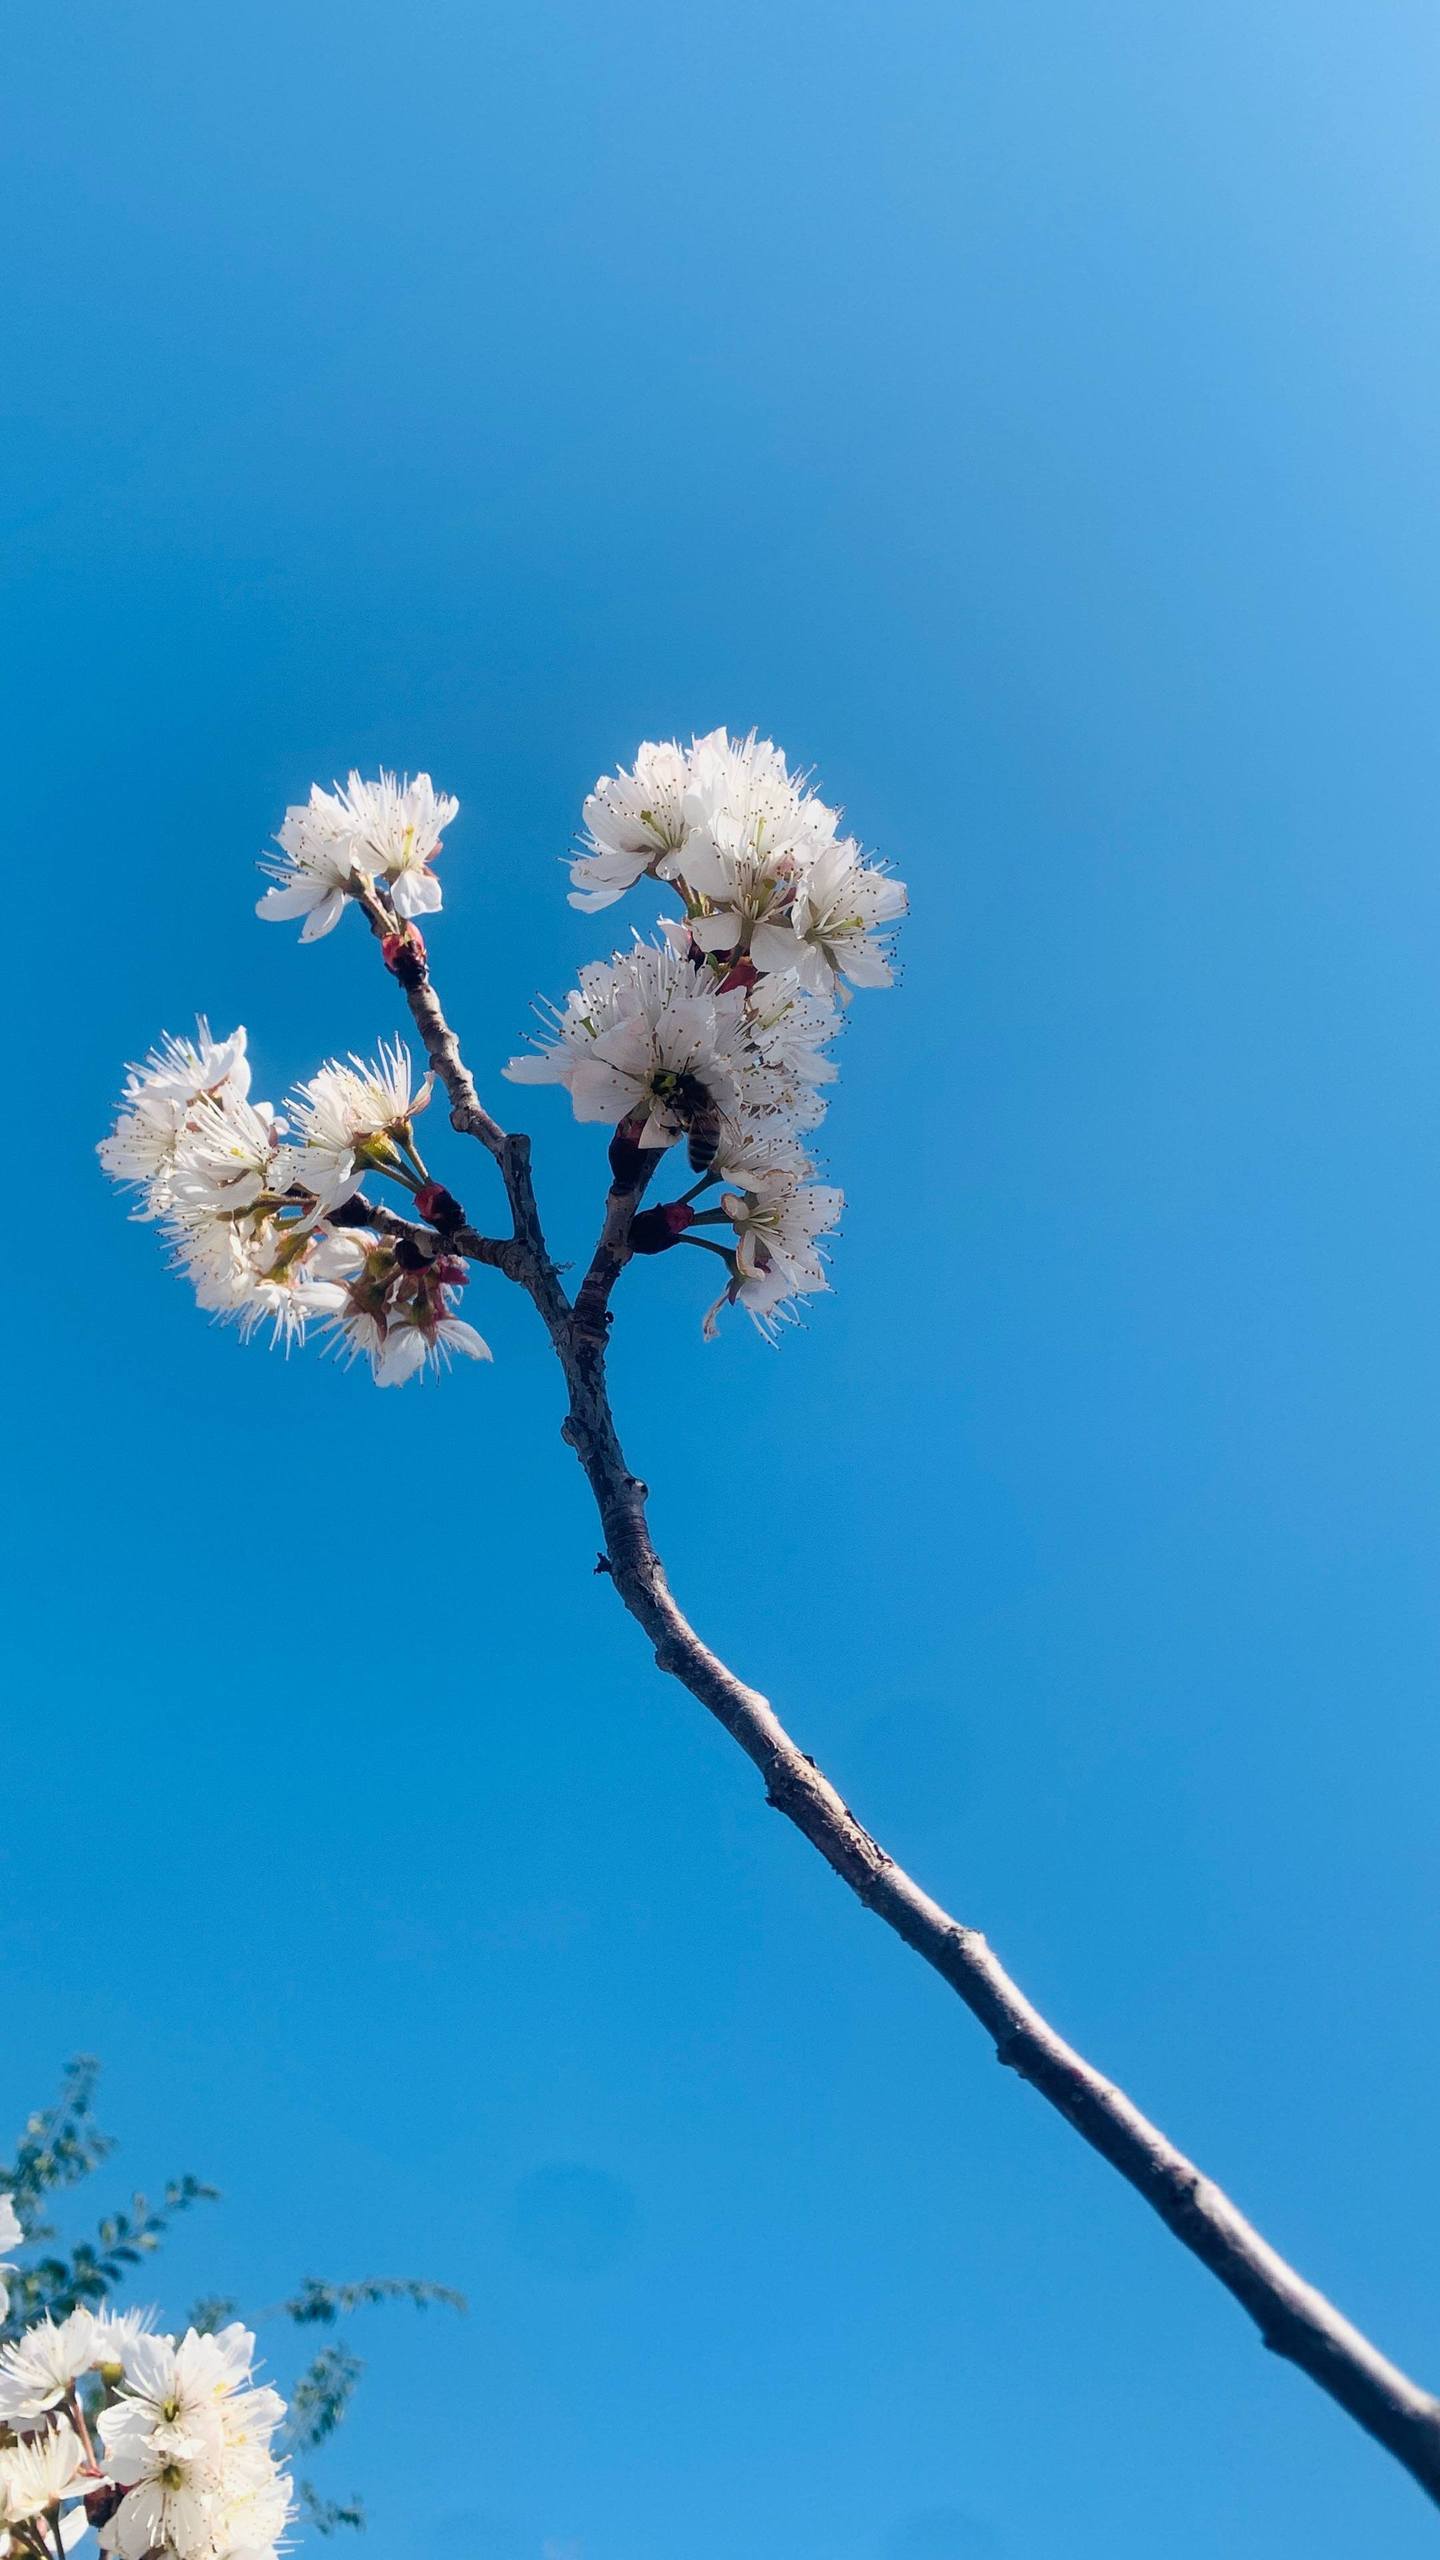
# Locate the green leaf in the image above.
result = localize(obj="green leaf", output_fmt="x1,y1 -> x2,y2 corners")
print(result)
0,2058 -> 115,2232
278,2276 -> 466,2327
287,2343 -> 363,2453
298,2480 -> 367,2535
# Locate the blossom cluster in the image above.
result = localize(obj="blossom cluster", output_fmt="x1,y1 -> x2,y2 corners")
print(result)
507,727 -> 906,1334
0,2208 -> 290,2560
98,1022 -> 488,1385
256,771 -> 454,944
100,727 -> 904,1365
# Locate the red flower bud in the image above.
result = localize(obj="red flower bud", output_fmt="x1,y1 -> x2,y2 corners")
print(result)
381,926 -> 428,987
629,1201 -> 696,1256
416,1182 -> 465,1234
431,1254 -> 468,1287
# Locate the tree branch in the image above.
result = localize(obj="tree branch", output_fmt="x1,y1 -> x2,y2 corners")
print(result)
329,1194 -> 525,1279
554,1334 -> 1440,2503
352,883 -> 507,1159
366,933 -> 1440,2509
348,886 -> 576,1329
571,1156 -> 663,1351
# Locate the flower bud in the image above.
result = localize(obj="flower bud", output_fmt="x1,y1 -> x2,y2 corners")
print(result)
415,1181 -> 466,1234
381,926 -> 428,987
608,1115 -> 649,1188
431,1254 -> 469,1287
629,1201 -> 695,1256
394,1235 -> 432,1273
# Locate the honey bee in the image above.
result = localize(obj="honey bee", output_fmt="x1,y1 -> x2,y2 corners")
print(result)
655,1070 -> 729,1174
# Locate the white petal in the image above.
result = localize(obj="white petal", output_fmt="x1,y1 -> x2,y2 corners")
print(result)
298,889 -> 347,942
836,941 -> 894,988
256,879 -> 326,920
569,1059 -> 642,1123
439,1319 -> 492,1364
377,1329 -> 427,1387
389,869 -> 443,920
503,1052 -> 566,1085
748,919 -> 801,974
689,910 -> 740,952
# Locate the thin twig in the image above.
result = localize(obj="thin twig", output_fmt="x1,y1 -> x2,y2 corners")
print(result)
572,1156 -> 663,1351
352,881 -> 507,1159
330,1192 -> 526,1280
365,926 -> 1440,2509
348,885 -> 572,1314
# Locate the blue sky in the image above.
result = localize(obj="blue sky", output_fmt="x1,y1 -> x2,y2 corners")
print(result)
6,1 -> 1440,2551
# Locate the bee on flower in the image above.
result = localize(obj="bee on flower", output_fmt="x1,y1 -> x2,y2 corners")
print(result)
504,943 -> 764,1155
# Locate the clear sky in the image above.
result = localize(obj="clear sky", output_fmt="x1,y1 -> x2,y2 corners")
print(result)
6,2 -> 1440,2552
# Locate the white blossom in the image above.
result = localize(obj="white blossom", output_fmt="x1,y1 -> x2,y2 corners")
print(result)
288,1040 -> 432,1209
255,789 -> 360,941
566,727 -> 906,999
0,2419 -> 88,2529
0,2309 -> 99,2422
204,2442 -> 292,2560
90,2307 -> 157,2371
257,771 -> 455,939
570,738 -> 693,911
99,2327 -> 291,2560
102,1012 -> 495,1382
676,733 -> 836,959
704,1176 -> 844,1340
165,1092 -> 292,1221
98,1024 -> 252,1214
321,1240 -> 491,1387
168,1214 -> 357,1350
706,1119 -> 818,1190
505,943 -> 764,1151
750,835 -> 906,993
101,2327 -> 279,2475
332,1301 -> 492,1388
726,1175 -> 843,1290
682,727 -> 833,865
742,972 -> 841,1095
105,718 -> 904,1370
99,2453 -> 214,2560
